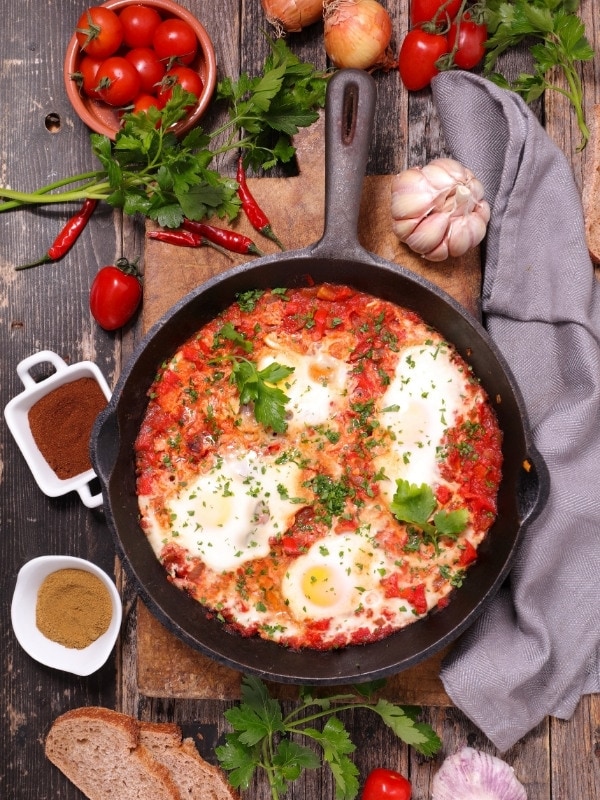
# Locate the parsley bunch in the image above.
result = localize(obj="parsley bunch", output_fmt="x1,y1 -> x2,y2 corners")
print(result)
483,0 -> 594,150
215,675 -> 441,800
0,39 -> 328,224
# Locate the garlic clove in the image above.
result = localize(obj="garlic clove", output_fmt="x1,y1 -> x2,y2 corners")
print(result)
391,216 -> 421,241
420,159 -> 465,192
391,169 -> 439,219
403,212 -> 450,256
421,238 -> 450,262
431,747 -> 527,800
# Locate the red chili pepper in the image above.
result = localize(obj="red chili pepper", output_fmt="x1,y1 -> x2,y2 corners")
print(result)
17,198 -> 98,270
147,228 -> 232,259
182,219 -> 263,256
236,157 -> 285,250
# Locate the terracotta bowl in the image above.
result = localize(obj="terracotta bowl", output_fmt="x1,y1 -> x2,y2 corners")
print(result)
63,0 -> 217,139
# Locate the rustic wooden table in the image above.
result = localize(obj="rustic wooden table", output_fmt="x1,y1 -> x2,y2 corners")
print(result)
1,1 -> 599,798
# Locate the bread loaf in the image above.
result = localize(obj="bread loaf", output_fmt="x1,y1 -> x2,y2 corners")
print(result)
45,707 -> 239,800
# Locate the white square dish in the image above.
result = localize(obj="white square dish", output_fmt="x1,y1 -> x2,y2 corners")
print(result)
4,350 -> 112,508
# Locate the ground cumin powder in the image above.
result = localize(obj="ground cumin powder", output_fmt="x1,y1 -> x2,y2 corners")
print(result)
36,568 -> 113,649
28,376 -> 107,480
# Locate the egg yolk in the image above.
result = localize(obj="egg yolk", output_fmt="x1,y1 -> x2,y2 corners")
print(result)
301,565 -> 339,607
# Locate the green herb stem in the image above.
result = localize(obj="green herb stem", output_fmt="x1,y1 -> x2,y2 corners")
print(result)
1,38 -> 328,230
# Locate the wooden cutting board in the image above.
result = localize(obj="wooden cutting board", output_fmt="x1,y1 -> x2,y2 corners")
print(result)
136,114 -> 482,702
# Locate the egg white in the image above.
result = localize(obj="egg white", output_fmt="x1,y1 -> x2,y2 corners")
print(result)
145,450 -> 309,572
282,532 -> 387,622
257,342 -> 349,429
375,342 -> 471,503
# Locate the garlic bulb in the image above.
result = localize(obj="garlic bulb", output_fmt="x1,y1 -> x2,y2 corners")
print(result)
391,158 -> 490,262
431,747 -> 527,800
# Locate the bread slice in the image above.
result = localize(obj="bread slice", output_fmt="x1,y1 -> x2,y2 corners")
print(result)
583,104 -> 600,264
138,721 -> 240,800
45,707 -> 181,800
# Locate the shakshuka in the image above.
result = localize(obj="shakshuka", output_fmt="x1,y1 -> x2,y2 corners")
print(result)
135,283 -> 503,650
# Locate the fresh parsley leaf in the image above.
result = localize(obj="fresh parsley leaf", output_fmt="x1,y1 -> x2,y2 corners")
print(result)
9,40 -> 328,227
390,479 -> 468,554
389,480 -> 436,526
215,322 -> 254,353
230,357 -> 294,434
484,0 -> 594,150
372,699 -> 442,757
216,676 -> 441,800
236,289 -> 265,312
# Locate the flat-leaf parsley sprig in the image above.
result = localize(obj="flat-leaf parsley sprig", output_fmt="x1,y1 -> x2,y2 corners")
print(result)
483,0 -> 594,151
215,675 -> 442,800
390,479 -> 468,555
0,38 -> 328,230
212,321 -> 295,434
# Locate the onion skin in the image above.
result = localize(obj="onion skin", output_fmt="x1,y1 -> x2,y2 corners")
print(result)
261,0 -> 324,33
391,158 -> 490,262
323,0 -> 396,71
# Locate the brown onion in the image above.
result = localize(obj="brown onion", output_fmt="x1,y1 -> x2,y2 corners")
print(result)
261,0 -> 324,33
323,0 -> 395,71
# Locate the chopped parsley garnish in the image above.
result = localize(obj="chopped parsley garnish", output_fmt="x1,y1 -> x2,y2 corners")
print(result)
306,473 -> 353,523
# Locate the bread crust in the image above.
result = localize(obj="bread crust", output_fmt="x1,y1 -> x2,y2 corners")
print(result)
45,707 -> 239,800
583,104 -> 600,265
138,721 -> 240,800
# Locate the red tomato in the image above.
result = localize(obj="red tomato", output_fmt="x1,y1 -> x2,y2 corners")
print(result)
410,0 -> 462,25
398,29 -> 449,91
125,47 -> 166,93
119,4 -> 163,48
76,54 -> 104,99
153,18 -> 198,65
90,261 -> 142,331
448,13 -> 488,69
75,7 -> 123,59
362,768 -> 412,800
95,56 -> 142,107
157,65 -> 203,106
131,93 -> 162,115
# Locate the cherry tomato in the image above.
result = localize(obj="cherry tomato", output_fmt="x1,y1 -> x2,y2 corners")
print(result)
125,47 -> 166,94
131,93 -> 162,115
153,18 -> 198,65
95,56 -> 142,107
157,65 -> 203,106
448,13 -> 488,69
75,54 -> 104,99
90,260 -> 142,331
398,29 -> 449,91
362,768 -> 412,800
119,4 -> 163,48
410,0 -> 462,26
75,7 -> 123,59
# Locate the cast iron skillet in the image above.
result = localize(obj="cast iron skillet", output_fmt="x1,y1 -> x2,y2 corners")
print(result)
92,70 -> 548,685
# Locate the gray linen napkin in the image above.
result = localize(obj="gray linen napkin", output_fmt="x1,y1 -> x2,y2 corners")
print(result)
430,70 -> 600,752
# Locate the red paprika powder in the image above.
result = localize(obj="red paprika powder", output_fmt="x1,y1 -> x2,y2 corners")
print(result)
28,377 -> 107,480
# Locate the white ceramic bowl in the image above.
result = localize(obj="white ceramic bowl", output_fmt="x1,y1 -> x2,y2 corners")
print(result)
3,350 -> 112,508
11,555 -> 122,676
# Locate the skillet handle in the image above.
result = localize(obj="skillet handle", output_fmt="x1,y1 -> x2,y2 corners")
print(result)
313,69 -> 377,260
